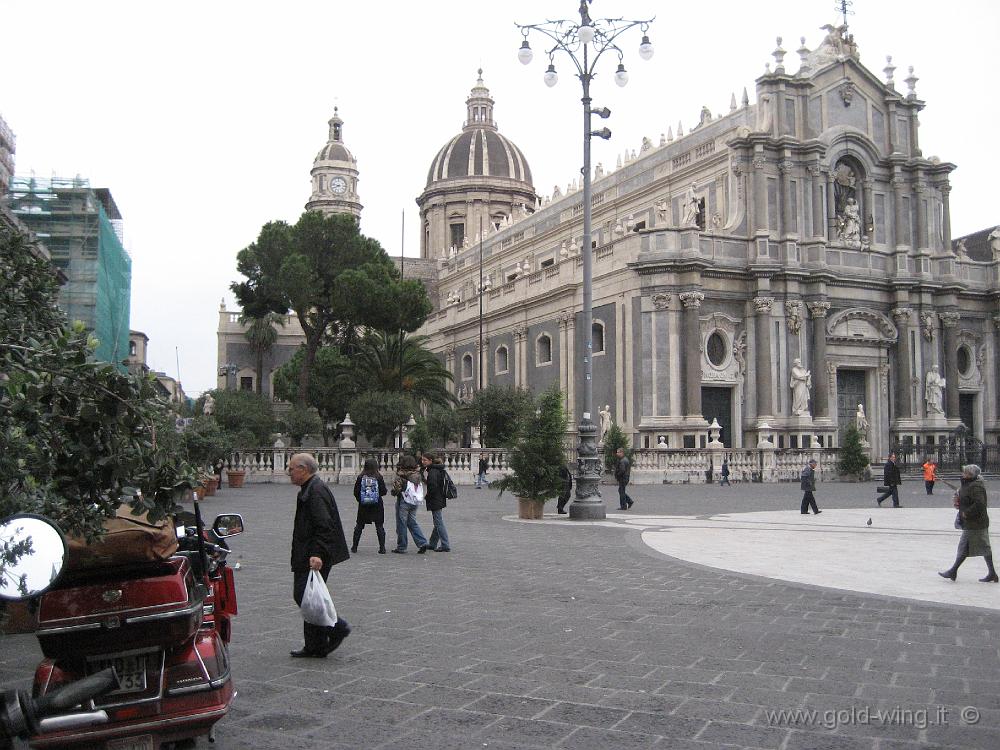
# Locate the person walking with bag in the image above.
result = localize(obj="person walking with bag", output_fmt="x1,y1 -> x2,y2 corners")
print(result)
390,455 -> 430,554
421,452 -> 451,552
923,457 -> 938,495
287,453 -> 351,658
876,453 -> 902,507
352,457 -> 387,554
475,452 -> 489,489
939,464 -> 998,582
720,458 -> 731,487
800,458 -> 821,515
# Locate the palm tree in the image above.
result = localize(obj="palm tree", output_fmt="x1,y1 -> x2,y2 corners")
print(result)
349,330 -> 454,409
239,312 -> 285,395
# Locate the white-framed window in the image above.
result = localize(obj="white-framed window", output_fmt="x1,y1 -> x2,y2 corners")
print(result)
495,345 -> 509,375
461,353 -> 474,380
592,320 -> 605,355
536,334 -> 552,366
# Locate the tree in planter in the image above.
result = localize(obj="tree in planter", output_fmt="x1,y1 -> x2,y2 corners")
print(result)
0,227 -> 196,540
491,387 -> 568,511
469,385 -> 534,448
283,405 -> 323,446
838,425 -> 870,480
602,422 -> 633,474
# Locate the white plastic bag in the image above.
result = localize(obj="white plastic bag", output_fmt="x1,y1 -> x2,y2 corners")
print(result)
300,570 -> 338,627
403,480 -> 424,507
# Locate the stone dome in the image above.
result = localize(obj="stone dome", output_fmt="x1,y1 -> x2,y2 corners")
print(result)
425,71 -> 533,188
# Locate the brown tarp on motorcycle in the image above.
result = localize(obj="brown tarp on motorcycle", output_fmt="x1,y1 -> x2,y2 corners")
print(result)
65,505 -> 179,572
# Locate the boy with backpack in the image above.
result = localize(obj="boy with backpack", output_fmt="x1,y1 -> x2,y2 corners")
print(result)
352,457 -> 388,553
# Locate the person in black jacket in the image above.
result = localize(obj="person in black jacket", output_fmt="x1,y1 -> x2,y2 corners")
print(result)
614,448 -> 634,510
800,458 -> 821,514
352,457 -> 387,554
288,453 -> 351,658
556,464 -> 573,514
876,453 -> 902,508
421,452 -> 451,552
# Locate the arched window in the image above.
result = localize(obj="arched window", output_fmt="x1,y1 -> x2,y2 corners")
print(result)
128,340 -> 137,357
462,353 -> 474,380
592,321 -> 605,354
536,334 -> 552,366
495,345 -> 509,374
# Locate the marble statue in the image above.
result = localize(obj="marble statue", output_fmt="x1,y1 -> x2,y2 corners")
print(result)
655,198 -> 669,223
989,226 -> 1000,261
594,163 -> 604,179
837,197 -> 861,246
552,184 -> 562,199
855,403 -> 869,438
925,365 -> 945,415
789,358 -> 812,416
202,393 -> 215,416
680,184 -> 700,227
599,405 -> 612,442
640,136 -> 653,153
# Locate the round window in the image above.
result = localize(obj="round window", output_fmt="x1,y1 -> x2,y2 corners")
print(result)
957,345 -> 972,377
707,331 -> 728,367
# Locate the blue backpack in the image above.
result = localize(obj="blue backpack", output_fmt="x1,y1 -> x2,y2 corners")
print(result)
359,475 -> 380,505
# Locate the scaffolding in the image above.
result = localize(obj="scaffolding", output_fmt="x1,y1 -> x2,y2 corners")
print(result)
7,176 -> 131,368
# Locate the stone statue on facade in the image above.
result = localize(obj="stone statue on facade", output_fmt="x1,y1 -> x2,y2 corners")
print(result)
925,365 -> 946,415
598,405 -> 612,443
989,226 -> 1000,261
680,184 -> 700,227
552,184 -> 562,200
640,136 -> 653,153
855,403 -> 869,442
837,197 -> 862,247
789,358 -> 812,416
202,393 -> 215,416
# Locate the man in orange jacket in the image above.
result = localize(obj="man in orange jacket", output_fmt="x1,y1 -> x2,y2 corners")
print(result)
923,457 -> 938,495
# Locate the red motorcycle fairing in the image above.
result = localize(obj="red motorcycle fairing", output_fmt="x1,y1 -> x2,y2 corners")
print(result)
30,629 -> 234,750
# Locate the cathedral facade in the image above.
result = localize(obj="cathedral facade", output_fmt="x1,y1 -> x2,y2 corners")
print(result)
415,26 -> 999,457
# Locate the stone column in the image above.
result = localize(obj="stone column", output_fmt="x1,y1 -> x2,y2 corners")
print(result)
754,296 -> 775,418
893,175 -> 908,249
752,155 -> 768,233
940,311 -> 961,419
809,163 -> 824,239
862,178 -> 874,248
479,335 -> 490,389
994,314 -> 1000,421
891,307 -> 914,418
559,311 -> 576,423
680,292 -> 705,417
807,301 -> 831,418
512,326 -> 527,388
914,182 -> 928,250
444,345 -> 456,386
779,159 -> 793,237
940,183 -> 952,251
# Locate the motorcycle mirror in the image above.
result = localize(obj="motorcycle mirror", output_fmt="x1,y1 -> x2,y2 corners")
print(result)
0,514 -> 68,601
212,514 -> 245,538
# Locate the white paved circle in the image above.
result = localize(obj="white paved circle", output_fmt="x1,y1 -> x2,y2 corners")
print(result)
514,507 -> 1000,611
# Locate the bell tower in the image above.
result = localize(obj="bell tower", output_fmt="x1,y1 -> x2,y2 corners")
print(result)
306,107 -> 363,219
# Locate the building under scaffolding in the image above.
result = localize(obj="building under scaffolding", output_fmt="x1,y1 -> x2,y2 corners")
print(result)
7,176 -> 131,368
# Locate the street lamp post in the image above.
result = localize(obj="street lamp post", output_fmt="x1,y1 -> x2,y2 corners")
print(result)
516,1 -> 653,520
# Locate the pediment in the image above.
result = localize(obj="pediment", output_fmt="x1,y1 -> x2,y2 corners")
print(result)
826,307 -> 897,343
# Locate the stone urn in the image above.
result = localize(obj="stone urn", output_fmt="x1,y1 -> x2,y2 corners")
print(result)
517,497 -> 544,520
226,469 -> 247,489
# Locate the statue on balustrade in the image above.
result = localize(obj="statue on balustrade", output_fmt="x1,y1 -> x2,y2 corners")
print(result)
598,405 -> 612,444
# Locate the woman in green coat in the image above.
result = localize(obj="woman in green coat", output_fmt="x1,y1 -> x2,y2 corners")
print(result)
939,464 -> 998,583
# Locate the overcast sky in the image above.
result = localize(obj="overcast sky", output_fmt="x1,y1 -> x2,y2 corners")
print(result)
4,0 -> 997,396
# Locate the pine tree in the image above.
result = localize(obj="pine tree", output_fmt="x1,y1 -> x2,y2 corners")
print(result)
603,422 -> 632,474
491,387 -> 567,504
838,425 -> 870,480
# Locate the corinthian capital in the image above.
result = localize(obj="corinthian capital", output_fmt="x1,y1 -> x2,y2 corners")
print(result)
891,307 -> 913,324
939,312 -> 960,328
753,296 -> 775,314
807,301 -> 831,318
679,291 -> 705,309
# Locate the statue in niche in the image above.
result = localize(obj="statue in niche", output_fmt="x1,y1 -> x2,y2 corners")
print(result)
598,405 -> 612,443
837,197 -> 862,247
833,163 -> 858,233
789,358 -> 812,417
655,198 -> 669,223
925,365 -> 946,415
680,184 -> 700,227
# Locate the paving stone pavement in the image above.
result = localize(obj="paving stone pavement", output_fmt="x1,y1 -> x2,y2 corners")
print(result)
3,478 -> 1000,749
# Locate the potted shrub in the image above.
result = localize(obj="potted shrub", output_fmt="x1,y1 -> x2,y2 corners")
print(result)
492,387 -> 567,519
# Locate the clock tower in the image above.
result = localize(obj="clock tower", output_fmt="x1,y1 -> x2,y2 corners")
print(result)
306,107 -> 362,219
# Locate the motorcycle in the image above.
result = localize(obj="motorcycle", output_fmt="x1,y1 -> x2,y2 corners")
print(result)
1,515 -> 120,749
23,499 -> 244,750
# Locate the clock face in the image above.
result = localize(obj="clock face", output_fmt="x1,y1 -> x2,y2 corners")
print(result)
330,177 -> 347,195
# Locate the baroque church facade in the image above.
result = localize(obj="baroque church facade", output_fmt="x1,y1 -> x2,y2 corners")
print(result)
414,26 -> 999,458
218,23 -> 999,460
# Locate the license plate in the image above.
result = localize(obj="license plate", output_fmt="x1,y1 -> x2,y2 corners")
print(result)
106,735 -> 154,750
87,653 -> 148,694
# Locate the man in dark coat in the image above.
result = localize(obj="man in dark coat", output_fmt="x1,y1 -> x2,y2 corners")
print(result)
800,458 -> 821,514
288,452 -> 351,658
876,452 -> 902,508
421,452 -> 450,552
614,448 -> 634,510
